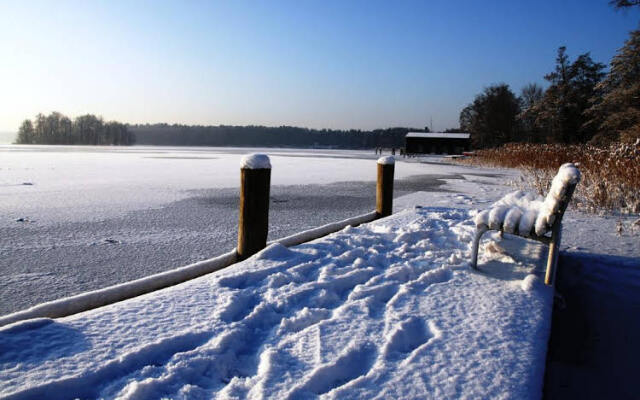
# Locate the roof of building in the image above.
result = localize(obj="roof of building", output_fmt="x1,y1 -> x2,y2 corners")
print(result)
406,132 -> 471,139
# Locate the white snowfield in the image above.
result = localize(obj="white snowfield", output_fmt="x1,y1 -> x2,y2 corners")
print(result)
475,163 -> 581,237
0,207 -> 553,400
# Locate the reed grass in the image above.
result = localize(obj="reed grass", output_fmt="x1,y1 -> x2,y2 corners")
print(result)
459,142 -> 640,215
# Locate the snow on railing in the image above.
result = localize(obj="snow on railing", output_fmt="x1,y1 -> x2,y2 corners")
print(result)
0,250 -> 238,328
272,211 -> 378,248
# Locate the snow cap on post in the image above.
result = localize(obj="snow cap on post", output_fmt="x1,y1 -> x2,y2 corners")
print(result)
377,156 -> 395,165
240,153 -> 271,169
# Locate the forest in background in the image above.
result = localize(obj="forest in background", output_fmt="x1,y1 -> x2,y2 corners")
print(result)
130,124 -> 422,149
14,112 -> 427,149
460,1 -> 639,148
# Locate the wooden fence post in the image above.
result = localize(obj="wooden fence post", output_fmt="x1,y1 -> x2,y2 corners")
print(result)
376,156 -> 395,218
238,154 -> 271,260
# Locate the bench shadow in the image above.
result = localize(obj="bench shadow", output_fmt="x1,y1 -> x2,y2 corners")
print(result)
0,319 -> 89,368
544,251 -> 640,400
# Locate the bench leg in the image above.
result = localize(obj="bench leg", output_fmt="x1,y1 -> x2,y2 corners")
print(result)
545,223 -> 562,286
471,227 -> 488,269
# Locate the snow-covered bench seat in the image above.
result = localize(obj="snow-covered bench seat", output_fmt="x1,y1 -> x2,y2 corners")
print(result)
471,163 -> 581,285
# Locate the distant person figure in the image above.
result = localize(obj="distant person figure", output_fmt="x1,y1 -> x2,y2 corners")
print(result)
391,148 -> 395,155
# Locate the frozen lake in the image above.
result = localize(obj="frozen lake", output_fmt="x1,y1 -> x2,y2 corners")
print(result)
1,145 -> 505,315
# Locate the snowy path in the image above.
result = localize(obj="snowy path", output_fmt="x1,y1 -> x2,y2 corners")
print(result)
0,207 -> 553,400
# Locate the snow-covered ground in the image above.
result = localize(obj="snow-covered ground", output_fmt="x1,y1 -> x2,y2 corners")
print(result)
1,145 -> 638,399
1,205 -> 555,400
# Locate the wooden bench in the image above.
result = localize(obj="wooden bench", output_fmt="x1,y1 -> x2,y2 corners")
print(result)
471,163 -> 581,286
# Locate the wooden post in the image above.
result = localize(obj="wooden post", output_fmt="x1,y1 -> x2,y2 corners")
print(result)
376,156 -> 395,218
238,154 -> 271,260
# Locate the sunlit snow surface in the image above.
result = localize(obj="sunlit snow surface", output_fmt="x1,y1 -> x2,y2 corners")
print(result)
0,146 -> 395,225
0,207 -> 553,400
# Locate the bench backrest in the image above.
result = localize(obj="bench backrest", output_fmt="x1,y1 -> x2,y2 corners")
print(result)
534,163 -> 581,236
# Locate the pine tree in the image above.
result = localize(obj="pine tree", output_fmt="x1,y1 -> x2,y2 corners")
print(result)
587,29 -> 640,144
531,47 -> 605,143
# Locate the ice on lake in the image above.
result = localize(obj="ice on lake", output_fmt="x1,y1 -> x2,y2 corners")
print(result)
0,145 -> 508,315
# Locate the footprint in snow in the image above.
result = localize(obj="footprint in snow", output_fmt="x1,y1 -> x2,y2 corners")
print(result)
382,317 -> 433,361
219,293 -> 261,323
287,341 -> 378,398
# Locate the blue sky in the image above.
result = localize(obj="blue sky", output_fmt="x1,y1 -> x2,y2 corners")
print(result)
0,0 -> 638,132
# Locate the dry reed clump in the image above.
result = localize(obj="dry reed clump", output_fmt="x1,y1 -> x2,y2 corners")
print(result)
459,141 -> 640,215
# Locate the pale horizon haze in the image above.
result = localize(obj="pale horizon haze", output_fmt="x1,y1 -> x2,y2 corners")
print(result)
1,0 -> 638,133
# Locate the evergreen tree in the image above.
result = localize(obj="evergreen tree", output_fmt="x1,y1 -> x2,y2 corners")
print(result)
530,47 -> 605,143
587,29 -> 640,144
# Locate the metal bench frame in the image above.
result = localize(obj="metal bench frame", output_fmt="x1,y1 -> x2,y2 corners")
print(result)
470,182 -> 578,286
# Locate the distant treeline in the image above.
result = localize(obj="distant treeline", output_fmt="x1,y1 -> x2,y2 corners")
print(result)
16,112 -> 135,145
16,113 -> 426,149
131,124 -> 423,149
